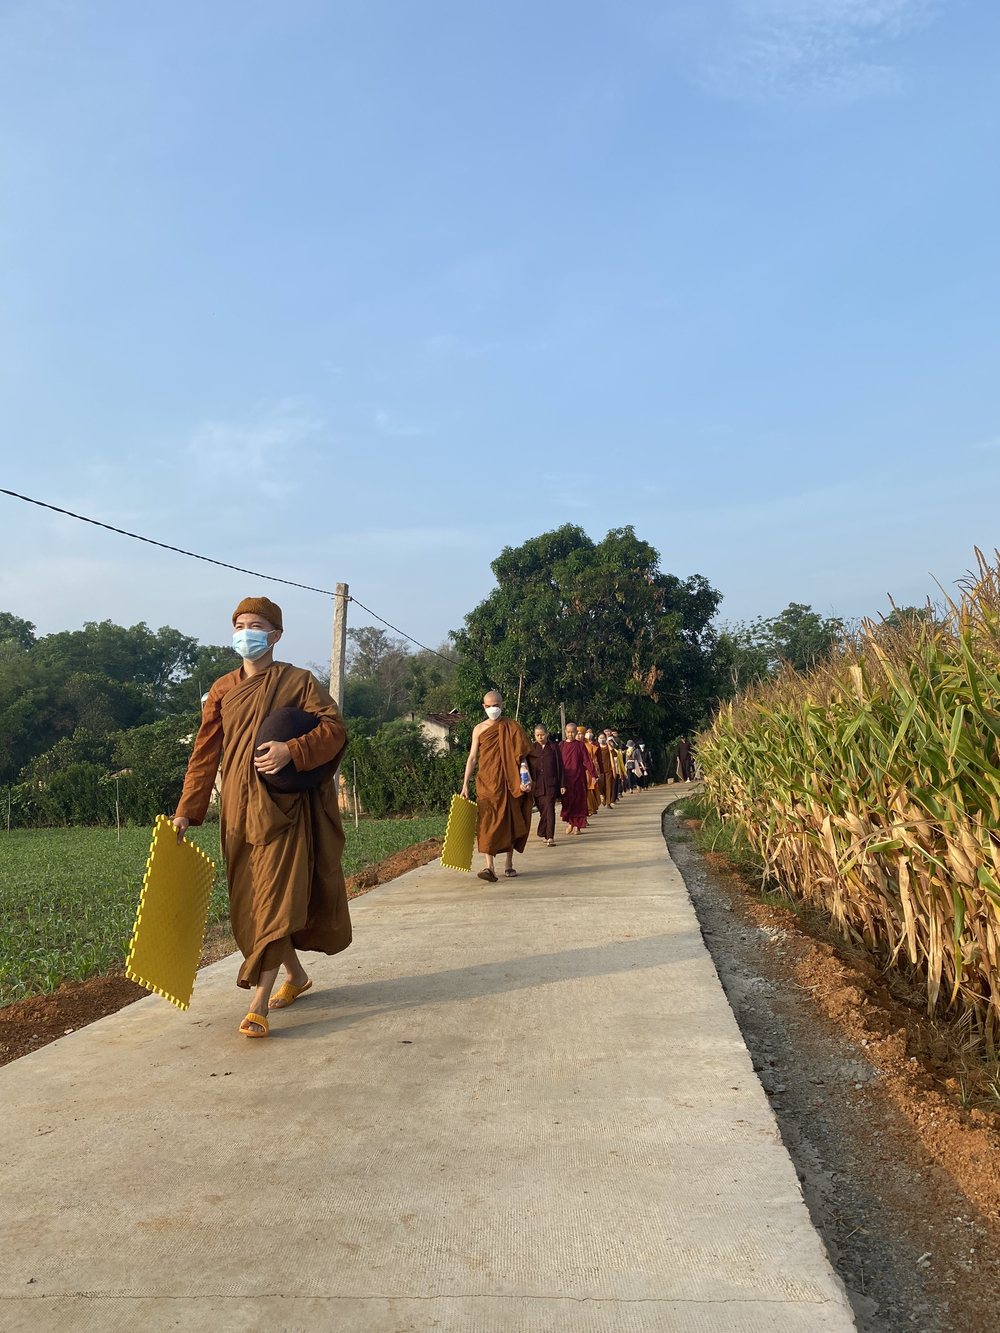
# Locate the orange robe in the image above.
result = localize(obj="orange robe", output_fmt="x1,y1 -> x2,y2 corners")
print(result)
176,663 -> 351,989
584,741 -> 602,815
475,718 -> 535,855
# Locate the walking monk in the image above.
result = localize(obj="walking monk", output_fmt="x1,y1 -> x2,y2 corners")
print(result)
532,723 -> 565,847
598,734 -> 618,808
583,727 -> 603,815
172,597 -> 351,1039
461,691 -> 535,881
559,723 -> 598,836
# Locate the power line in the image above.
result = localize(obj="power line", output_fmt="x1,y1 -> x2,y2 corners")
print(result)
347,595 -> 454,661
0,487 -> 454,662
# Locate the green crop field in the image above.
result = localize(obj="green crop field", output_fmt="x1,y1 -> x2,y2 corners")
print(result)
0,815 -> 445,1006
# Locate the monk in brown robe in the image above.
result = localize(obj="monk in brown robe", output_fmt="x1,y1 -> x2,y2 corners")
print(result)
583,728 -> 603,815
531,723 -> 565,846
598,734 -> 618,808
172,596 -> 350,1038
461,691 -> 535,881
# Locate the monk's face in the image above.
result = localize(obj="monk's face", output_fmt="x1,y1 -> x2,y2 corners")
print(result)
565,724 -> 577,740
234,612 -> 281,646
535,727 -> 548,743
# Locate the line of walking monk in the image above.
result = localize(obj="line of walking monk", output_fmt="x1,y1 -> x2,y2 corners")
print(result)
173,597 -> 658,1039
460,690 -> 650,883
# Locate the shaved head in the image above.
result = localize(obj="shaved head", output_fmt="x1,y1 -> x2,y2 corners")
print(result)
483,690 -> 503,706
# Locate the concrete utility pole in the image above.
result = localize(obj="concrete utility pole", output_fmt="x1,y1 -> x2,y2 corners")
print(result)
560,702 -> 566,740
330,583 -> 349,711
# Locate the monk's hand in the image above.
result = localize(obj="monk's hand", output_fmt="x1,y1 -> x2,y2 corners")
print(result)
254,740 -> 291,774
171,815 -> 190,845
460,783 -> 469,800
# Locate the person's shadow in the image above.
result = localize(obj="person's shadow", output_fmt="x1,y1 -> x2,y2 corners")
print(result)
282,930 -> 707,1042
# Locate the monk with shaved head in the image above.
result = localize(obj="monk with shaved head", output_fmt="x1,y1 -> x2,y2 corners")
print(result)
461,691 -> 535,881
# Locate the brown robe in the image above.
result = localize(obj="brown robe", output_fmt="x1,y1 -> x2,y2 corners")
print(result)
475,718 -> 535,855
600,745 -> 617,806
532,739 -> 565,841
584,741 -> 603,814
176,663 -> 351,988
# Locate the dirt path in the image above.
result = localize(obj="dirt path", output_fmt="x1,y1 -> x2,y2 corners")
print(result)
662,799 -> 1000,1333
0,836 -> 443,1069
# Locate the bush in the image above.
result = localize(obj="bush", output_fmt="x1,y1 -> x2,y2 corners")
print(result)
113,715 -> 199,824
6,715 -> 199,827
345,721 -> 467,818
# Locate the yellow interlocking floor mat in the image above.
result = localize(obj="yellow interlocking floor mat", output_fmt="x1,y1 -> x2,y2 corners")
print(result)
440,793 -> 478,873
125,815 -> 217,1010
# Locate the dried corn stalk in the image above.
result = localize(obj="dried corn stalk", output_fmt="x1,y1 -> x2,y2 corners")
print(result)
699,551 -> 1000,1046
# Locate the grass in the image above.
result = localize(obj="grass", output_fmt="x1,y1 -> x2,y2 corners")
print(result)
0,814 -> 445,1006
670,793 -> 767,880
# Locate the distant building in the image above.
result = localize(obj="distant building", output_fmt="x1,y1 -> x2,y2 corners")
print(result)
404,709 -> 466,755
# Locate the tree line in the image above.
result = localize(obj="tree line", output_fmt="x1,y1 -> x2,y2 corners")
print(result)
0,524 -> 846,825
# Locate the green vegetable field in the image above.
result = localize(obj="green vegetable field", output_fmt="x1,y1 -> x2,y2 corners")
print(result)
0,815 -> 445,1006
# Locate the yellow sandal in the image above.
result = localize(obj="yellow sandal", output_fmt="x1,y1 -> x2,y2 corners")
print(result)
239,1012 -> 269,1038
268,978 -> 312,1010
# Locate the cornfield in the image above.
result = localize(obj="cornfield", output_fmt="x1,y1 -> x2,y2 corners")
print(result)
699,552 -> 1000,1046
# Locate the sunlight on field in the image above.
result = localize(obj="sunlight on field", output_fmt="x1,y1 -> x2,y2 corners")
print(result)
0,815 -> 445,1005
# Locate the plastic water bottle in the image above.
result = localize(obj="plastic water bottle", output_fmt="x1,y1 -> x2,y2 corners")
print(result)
519,761 -> 531,791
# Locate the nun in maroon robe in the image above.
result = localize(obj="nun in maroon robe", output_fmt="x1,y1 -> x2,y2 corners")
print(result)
559,728 -> 598,832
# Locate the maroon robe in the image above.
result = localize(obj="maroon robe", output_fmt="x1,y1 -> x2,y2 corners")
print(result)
559,738 -> 597,829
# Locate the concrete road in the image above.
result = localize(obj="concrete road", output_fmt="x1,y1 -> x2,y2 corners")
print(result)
0,789 -> 855,1332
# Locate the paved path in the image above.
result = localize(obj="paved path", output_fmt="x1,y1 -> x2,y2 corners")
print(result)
1,789 -> 855,1332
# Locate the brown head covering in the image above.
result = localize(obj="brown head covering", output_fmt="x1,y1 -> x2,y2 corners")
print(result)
232,596 -> 283,631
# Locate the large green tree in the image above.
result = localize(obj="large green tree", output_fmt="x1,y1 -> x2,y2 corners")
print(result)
451,525 -> 721,765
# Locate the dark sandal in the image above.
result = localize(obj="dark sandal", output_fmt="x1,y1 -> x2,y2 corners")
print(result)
504,868 -> 518,878
477,868 -> 498,882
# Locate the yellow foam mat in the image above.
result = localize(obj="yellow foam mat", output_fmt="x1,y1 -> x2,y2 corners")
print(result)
440,793 -> 478,872
125,815 -> 217,1010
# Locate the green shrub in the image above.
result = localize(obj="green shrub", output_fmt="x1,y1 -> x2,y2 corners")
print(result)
345,722 -> 467,818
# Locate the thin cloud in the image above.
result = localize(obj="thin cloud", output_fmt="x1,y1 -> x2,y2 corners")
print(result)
188,401 -> 325,497
672,0 -> 938,104
373,408 -> 431,439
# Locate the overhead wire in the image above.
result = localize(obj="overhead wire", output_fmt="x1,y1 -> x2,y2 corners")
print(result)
0,487 -> 454,661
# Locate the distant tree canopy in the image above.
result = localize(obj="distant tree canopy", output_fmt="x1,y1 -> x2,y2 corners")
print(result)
714,602 -> 844,697
451,525 -> 722,759
0,614 -> 238,786
341,626 -> 459,735
0,555 -> 856,821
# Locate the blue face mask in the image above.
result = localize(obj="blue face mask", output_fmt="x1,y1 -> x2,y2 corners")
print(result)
233,628 -> 272,661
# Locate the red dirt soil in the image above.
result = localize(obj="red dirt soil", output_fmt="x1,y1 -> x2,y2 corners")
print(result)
0,836 -> 443,1070
674,814 -> 1000,1330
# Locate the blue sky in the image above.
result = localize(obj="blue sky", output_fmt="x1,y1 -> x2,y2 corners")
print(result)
1,0 -> 998,669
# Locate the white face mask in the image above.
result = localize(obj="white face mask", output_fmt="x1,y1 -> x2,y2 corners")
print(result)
485,705 -> 502,720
